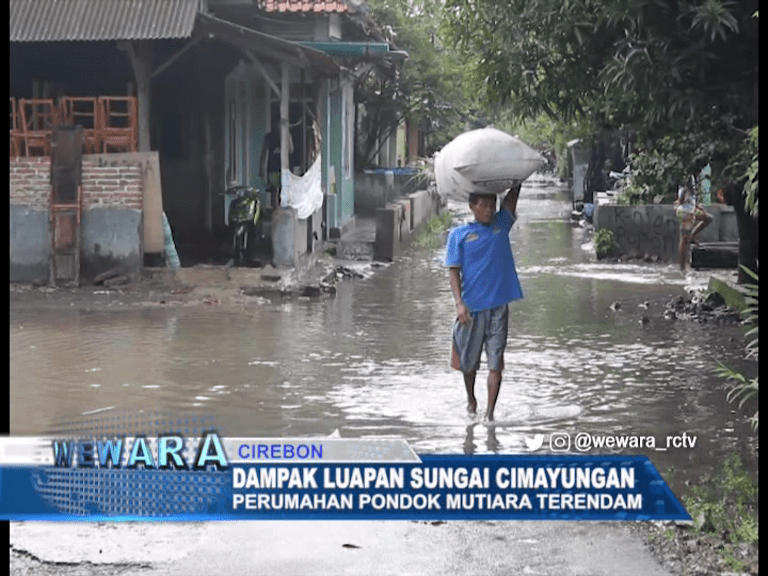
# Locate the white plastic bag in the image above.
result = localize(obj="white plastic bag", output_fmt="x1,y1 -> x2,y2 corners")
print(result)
435,128 -> 544,202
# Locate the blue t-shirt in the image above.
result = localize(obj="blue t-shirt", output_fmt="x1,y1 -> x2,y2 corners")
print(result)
444,207 -> 523,312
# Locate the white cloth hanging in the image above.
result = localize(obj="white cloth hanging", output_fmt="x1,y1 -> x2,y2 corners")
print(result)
282,154 -> 324,220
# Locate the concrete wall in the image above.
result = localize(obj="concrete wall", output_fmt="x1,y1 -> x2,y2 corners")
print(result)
594,203 -> 738,261
87,152 -> 163,253
355,170 -> 422,215
80,207 -> 142,280
9,205 -> 49,282
271,207 -> 299,268
271,205 -> 323,268
374,188 -> 442,261
10,156 -> 145,283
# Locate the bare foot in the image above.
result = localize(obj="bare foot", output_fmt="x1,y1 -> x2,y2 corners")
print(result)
484,410 -> 494,422
467,398 -> 477,414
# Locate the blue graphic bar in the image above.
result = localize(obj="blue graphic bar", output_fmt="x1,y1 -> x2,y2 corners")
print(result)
0,454 -> 690,521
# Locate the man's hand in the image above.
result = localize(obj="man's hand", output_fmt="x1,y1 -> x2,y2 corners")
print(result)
502,182 -> 522,215
449,267 -> 471,324
456,301 -> 471,325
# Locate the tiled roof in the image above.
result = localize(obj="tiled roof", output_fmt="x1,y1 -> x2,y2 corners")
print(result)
10,0 -> 200,42
261,1 -> 350,13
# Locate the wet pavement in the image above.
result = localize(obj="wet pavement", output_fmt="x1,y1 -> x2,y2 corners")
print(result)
10,520 -> 674,576
9,174 -> 758,574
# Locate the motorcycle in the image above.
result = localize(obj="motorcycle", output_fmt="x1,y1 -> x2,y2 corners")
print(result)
221,184 -> 261,266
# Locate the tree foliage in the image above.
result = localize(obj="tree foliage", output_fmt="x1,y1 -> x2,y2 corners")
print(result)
445,0 -> 614,125
504,113 -> 591,179
444,0 -> 758,137
355,0 -> 484,167
621,126 -> 728,203
444,0 -> 758,277
725,126 -> 759,217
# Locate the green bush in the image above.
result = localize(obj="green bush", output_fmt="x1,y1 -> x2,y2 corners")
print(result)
725,125 -> 759,217
624,126 -> 741,205
716,266 -> 759,431
683,454 -> 758,545
593,228 -> 617,259
414,211 -> 454,249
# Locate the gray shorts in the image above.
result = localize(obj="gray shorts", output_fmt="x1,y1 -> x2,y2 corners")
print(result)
451,304 -> 509,373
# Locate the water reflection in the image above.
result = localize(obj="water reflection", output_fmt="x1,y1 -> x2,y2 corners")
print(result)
10,176 -> 756,493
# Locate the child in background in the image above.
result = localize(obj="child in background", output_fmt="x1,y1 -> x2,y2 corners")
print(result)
675,178 -> 712,271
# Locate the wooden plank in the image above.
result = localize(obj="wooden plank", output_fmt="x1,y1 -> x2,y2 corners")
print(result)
50,127 -> 83,286
143,152 -> 164,254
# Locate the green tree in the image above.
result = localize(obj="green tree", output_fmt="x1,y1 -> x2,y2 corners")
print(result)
444,0 -> 757,135
356,0 -> 488,167
502,113 -> 591,180
444,0 -> 613,124
444,0 -> 758,279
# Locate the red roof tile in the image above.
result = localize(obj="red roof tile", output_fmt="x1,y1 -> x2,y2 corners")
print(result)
262,1 -> 349,13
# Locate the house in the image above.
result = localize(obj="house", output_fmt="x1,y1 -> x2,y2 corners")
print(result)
10,0 -> 405,283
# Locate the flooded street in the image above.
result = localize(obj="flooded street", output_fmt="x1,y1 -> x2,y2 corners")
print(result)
10,175 -> 757,494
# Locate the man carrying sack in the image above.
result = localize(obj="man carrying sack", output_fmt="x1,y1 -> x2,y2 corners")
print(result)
445,183 -> 524,421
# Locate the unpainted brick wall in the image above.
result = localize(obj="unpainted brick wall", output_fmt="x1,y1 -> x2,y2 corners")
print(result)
9,158 -> 49,208
9,158 -> 143,210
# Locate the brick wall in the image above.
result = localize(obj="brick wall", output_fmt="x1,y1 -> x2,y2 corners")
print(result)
9,158 -> 144,209
9,158 -> 50,208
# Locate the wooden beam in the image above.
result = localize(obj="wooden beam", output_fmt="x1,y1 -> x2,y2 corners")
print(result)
151,34 -> 207,79
124,40 -> 153,152
243,48 -> 280,98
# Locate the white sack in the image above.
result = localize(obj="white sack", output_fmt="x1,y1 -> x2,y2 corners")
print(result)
435,128 -> 544,202
283,154 -> 324,220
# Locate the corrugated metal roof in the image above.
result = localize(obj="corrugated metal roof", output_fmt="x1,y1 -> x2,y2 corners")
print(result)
260,1 -> 349,13
10,0 -> 201,42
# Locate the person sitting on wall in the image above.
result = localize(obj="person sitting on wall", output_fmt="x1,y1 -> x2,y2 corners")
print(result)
675,177 -> 712,271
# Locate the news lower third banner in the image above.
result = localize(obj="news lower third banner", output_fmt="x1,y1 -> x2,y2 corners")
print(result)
0,435 -> 690,521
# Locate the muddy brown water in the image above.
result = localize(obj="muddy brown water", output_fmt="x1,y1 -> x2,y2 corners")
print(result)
10,175 -> 757,496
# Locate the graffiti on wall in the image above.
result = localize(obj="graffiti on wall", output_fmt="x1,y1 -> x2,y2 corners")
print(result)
612,206 -> 679,260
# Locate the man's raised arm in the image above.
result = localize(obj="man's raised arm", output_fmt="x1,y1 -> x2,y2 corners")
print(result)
502,182 -> 522,218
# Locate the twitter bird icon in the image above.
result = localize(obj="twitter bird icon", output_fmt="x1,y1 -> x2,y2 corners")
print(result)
524,434 -> 545,452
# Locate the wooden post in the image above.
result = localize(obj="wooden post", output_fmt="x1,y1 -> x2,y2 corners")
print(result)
126,41 -> 153,152
301,68 -> 307,172
280,62 -> 290,206
204,113 -> 212,231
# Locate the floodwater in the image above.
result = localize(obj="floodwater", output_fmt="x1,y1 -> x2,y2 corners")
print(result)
9,175 -> 757,494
